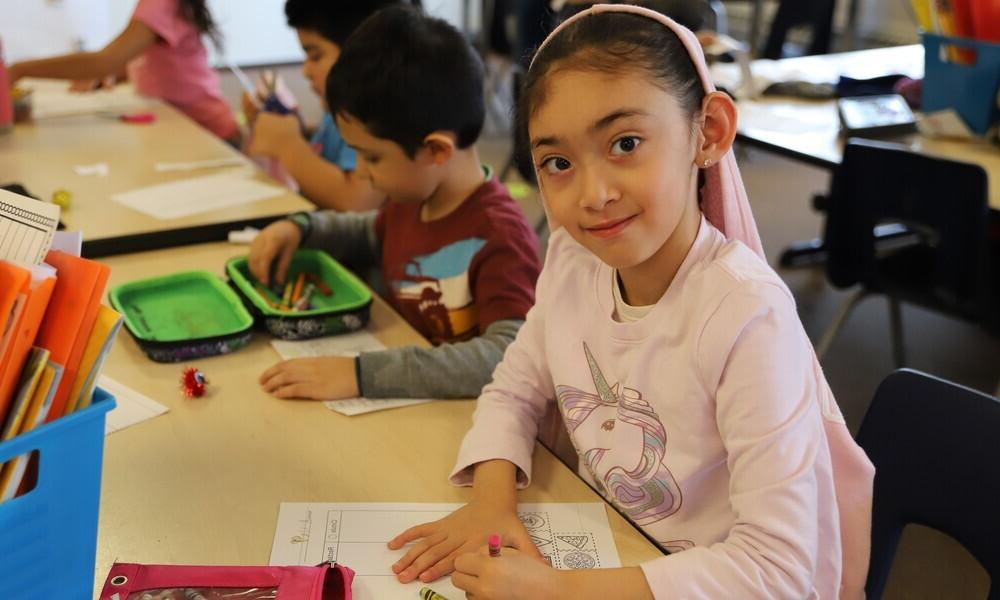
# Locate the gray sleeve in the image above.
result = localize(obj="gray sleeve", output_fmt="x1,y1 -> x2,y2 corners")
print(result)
304,210 -> 381,289
357,319 -> 524,399
304,210 -> 380,272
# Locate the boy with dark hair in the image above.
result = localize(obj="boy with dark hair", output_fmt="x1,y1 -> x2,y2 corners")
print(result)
245,0 -> 400,211
251,5 -> 542,402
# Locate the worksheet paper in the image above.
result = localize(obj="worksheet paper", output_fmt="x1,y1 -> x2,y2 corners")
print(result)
111,172 -> 284,220
270,332 -> 434,416
0,187 -> 59,265
270,502 -> 621,600
98,375 -> 169,435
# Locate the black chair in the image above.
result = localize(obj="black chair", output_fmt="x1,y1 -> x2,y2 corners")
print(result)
760,0 -> 838,58
815,139 -> 997,367
858,369 -> 1000,599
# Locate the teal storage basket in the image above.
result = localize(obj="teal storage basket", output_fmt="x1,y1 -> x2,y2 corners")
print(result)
0,388 -> 116,600
922,33 -> 1000,135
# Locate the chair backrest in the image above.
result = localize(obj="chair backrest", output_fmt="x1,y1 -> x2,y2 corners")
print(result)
824,139 -> 993,324
857,369 -> 1000,599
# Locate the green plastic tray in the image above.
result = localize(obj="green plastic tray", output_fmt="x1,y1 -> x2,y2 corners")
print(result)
226,249 -> 372,340
108,270 -> 254,362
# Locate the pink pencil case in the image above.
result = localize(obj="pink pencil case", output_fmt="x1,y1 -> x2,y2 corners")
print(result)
98,562 -> 354,600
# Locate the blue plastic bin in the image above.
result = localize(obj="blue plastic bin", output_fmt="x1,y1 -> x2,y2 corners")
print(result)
922,33 -> 1000,135
0,388 -> 115,600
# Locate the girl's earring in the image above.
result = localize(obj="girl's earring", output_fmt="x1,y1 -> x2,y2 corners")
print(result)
703,158 -> 711,168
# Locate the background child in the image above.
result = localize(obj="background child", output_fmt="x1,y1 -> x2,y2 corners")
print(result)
244,0 -> 399,211
8,0 -> 239,143
251,6 -> 541,402
387,6 -> 874,599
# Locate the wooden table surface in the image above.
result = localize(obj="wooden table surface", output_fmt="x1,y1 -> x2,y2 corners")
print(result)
93,241 -> 663,596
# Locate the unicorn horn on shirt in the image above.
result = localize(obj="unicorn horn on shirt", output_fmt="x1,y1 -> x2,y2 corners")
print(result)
576,342 -> 683,525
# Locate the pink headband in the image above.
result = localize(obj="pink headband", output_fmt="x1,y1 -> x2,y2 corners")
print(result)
530,3 -> 765,260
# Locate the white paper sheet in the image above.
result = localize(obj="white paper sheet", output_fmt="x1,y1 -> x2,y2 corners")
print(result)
323,397 -> 433,416
50,231 -> 82,257
0,187 -> 59,265
73,162 -> 109,177
270,333 -> 436,416
270,502 -> 621,599
154,157 -> 250,173
23,78 -> 149,119
111,172 -> 283,220
98,375 -> 169,435
271,331 -> 388,359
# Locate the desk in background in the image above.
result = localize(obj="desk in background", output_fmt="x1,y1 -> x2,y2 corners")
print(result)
714,45 -> 1000,212
94,241 -> 664,596
0,89 -> 311,258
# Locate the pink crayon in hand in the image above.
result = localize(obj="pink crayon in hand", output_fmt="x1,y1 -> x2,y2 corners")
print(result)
488,534 -> 502,558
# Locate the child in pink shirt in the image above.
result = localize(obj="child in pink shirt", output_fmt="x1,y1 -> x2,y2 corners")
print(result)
386,5 -> 875,599
9,0 -> 238,143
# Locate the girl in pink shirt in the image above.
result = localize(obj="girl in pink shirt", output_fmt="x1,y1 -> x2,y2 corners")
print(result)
387,5 -> 875,599
9,0 -> 238,143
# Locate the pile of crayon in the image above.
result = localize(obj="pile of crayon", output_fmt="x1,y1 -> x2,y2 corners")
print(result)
255,272 -> 331,312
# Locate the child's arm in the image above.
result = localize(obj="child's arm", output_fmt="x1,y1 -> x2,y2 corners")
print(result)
302,210 -> 381,273
247,113 -> 384,212
356,318 -> 521,398
248,210 -> 379,288
8,21 -> 156,84
453,548 -> 654,600
638,281 -> 828,599
260,319 -> 522,401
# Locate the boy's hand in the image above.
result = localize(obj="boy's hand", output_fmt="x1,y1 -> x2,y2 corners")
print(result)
240,91 -> 263,124
248,220 -> 302,286
452,547 -> 563,600
388,501 -> 542,584
260,357 -> 359,400
247,112 -> 301,158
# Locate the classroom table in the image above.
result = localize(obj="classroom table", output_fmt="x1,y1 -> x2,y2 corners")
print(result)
93,241 -> 664,597
714,44 -> 1000,212
0,87 -> 311,258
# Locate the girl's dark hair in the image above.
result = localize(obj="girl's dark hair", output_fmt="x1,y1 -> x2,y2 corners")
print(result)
179,0 -> 222,50
515,11 -> 705,175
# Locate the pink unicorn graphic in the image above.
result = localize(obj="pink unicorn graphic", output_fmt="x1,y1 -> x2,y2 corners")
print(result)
557,343 -> 692,552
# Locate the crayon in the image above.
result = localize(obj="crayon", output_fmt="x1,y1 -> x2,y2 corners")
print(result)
306,272 -> 332,296
292,272 -> 305,303
255,283 -> 279,308
419,587 -> 451,600
293,283 -> 315,311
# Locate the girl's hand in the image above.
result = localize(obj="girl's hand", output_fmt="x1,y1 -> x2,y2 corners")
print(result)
452,547 -> 563,600
259,357 -> 359,400
388,501 -> 542,584
68,76 -> 116,93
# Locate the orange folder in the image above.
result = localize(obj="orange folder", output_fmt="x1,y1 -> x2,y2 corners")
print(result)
0,262 -> 38,421
34,250 -> 110,423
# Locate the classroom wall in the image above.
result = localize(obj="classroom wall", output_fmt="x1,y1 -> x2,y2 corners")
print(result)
5,0 -> 469,67
2,0 -> 110,63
